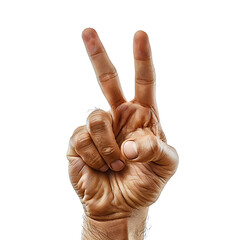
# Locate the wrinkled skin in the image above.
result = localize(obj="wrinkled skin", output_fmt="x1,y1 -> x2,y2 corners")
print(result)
67,28 -> 178,221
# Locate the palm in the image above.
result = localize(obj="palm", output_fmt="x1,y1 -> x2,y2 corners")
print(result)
69,102 -> 172,220
69,159 -> 163,220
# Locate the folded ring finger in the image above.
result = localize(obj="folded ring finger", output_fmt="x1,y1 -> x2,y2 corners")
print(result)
87,109 -> 125,171
74,126 -> 109,172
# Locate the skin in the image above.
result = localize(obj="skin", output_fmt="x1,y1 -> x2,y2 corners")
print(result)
67,28 -> 179,239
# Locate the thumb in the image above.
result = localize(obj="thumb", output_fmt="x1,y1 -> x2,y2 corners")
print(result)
121,133 -> 178,167
121,134 -> 162,162
122,140 -> 139,159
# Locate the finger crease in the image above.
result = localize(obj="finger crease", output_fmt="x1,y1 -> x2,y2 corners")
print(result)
135,78 -> 155,85
98,71 -> 118,83
89,50 -> 105,57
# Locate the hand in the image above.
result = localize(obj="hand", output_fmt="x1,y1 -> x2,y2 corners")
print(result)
67,28 -> 179,239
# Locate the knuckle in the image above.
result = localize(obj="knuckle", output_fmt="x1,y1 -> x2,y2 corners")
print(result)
135,77 -> 155,85
98,69 -> 118,83
70,126 -> 85,145
70,126 -> 84,141
89,118 -> 107,133
101,146 -> 116,157
88,112 -> 109,134
87,154 -> 102,168
75,132 -> 92,150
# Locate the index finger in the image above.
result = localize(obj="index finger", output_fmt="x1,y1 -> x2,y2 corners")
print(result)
82,28 -> 126,109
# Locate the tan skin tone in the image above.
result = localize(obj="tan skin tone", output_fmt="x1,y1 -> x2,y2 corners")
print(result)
67,28 -> 179,239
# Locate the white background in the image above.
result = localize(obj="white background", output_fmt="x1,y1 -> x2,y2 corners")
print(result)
0,0 -> 240,239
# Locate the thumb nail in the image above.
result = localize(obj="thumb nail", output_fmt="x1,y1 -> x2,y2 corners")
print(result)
123,141 -> 138,159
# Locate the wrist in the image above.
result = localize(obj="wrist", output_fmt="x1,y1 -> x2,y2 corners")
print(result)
82,208 -> 149,240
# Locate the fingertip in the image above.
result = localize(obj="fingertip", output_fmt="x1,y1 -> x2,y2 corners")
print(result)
110,160 -> 125,171
82,27 -> 97,41
134,30 -> 148,41
82,28 -> 104,56
99,164 -> 109,172
133,30 -> 151,60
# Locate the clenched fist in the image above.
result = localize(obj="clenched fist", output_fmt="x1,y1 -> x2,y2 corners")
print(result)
67,28 -> 178,240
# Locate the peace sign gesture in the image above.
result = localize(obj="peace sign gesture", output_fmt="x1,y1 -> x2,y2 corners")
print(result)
67,28 -> 178,239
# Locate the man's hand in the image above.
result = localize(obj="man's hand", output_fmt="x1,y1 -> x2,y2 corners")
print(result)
67,28 -> 178,239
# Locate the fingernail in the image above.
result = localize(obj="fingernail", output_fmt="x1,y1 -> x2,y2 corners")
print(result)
99,164 -> 109,172
110,160 -> 124,171
124,141 -> 138,159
